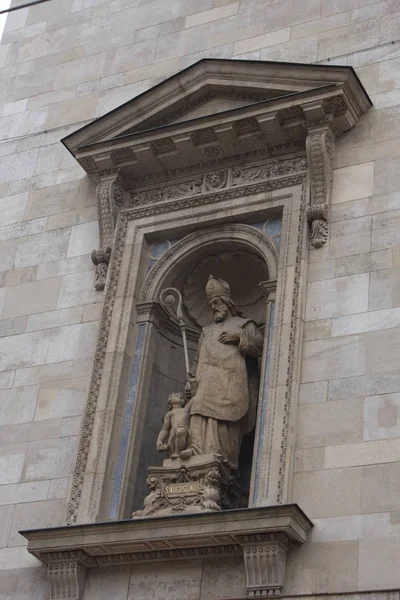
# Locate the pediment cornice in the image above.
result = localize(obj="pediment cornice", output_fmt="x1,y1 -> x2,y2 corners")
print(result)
62,59 -> 371,185
65,59 -> 372,288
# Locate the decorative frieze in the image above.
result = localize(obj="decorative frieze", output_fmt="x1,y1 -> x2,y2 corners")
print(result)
129,157 -> 308,207
305,125 -> 335,248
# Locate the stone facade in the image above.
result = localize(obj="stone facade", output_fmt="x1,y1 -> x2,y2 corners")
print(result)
1,1 -> 400,599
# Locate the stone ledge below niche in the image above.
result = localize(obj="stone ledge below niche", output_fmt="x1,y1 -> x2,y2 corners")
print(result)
21,505 -> 312,599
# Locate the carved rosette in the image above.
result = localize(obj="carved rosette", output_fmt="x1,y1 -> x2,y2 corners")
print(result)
92,175 -> 125,290
305,126 -> 335,248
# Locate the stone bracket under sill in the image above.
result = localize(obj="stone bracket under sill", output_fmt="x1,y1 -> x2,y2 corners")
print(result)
21,504 -> 312,600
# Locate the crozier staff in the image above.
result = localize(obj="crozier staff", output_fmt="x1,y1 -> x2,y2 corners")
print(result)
180,275 -> 263,469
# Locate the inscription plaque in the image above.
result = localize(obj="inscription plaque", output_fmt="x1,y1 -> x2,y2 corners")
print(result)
165,482 -> 202,497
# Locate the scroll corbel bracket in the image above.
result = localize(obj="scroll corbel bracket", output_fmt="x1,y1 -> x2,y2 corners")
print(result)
241,532 -> 295,598
305,125 -> 335,249
91,173 -> 126,291
47,560 -> 87,600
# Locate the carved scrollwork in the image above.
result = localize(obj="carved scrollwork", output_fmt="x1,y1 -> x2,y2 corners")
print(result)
130,157 -> 307,207
305,126 -> 335,249
91,177 -> 125,291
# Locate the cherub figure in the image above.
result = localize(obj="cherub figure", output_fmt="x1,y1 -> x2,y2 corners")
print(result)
156,393 -> 190,458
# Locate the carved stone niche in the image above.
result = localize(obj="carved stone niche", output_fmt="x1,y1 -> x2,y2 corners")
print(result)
53,58 -> 372,531
22,505 -> 312,600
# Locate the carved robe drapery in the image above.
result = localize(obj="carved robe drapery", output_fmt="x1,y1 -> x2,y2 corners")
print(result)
189,316 -> 263,467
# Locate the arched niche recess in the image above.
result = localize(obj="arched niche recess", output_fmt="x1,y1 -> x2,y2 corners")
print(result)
127,224 -> 279,513
59,59 -> 371,529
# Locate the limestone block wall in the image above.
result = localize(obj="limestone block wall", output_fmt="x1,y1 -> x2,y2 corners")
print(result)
1,0 -> 400,598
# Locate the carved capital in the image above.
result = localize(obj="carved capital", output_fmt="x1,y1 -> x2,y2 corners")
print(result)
47,561 -> 86,600
305,126 -> 335,249
92,174 -> 126,291
242,533 -> 294,597
259,280 -> 277,302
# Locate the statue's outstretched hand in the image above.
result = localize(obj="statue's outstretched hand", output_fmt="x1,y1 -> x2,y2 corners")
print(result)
219,330 -> 240,344
186,372 -> 196,387
157,441 -> 169,452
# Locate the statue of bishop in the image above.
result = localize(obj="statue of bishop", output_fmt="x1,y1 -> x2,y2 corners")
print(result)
180,275 -> 264,470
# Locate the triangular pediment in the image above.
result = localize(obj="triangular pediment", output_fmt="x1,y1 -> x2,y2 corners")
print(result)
64,59 -> 370,150
62,58 -> 371,182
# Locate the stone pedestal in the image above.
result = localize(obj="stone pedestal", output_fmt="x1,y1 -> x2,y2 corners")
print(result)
132,454 -> 247,518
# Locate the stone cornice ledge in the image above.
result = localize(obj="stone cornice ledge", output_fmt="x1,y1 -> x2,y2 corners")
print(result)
21,505 -> 312,599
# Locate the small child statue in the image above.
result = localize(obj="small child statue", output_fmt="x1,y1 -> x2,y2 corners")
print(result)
156,392 -> 191,458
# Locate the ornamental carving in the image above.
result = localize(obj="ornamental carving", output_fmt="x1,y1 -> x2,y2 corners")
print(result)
91,176 -> 125,290
47,561 -> 86,600
130,157 -> 308,207
204,170 -> 228,190
305,126 -> 335,248
131,177 -> 203,206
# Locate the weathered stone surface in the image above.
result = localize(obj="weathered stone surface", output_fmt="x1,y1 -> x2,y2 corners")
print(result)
14,229 -> 71,268
0,192 -> 28,226
67,221 -> 99,258
26,306 -> 83,332
292,467 -> 361,518
325,438 -> 400,470
35,377 -> 88,421
305,274 -> 369,321
0,505 -> 16,548
0,330 -> 51,372
299,380 -> 328,405
364,392 -> 400,441
297,397 -> 363,448
24,436 -> 78,481
84,566 -> 131,600
0,481 -> 50,505
286,540 -> 358,594
46,321 -> 99,363
0,452 -> 25,485
301,335 -> 366,383
0,385 -> 39,426
358,539 -> 400,590
8,499 -> 66,547
1,278 -> 61,319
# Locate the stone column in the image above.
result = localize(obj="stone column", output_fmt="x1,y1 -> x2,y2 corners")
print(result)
91,171 -> 126,290
305,124 -> 335,248
249,280 -> 277,505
